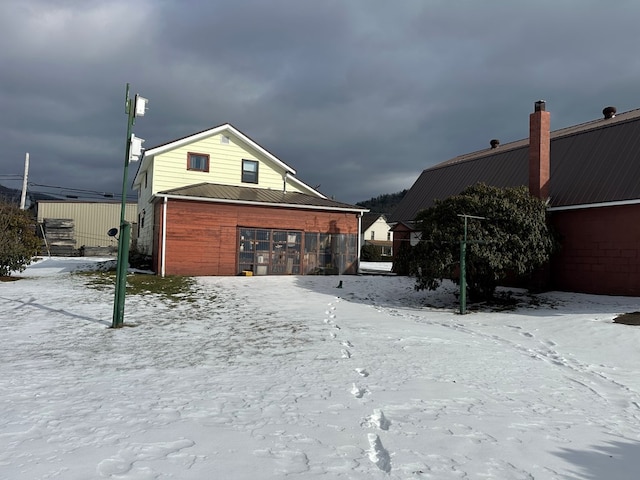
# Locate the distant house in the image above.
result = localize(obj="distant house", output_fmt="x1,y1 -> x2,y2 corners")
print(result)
132,123 -> 367,276
390,102 -> 640,296
361,213 -> 393,257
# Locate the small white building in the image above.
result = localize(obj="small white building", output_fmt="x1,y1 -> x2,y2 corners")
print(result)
361,213 -> 393,257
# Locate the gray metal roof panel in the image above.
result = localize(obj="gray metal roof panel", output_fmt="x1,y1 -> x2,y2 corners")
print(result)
157,183 -> 365,211
390,109 -> 640,223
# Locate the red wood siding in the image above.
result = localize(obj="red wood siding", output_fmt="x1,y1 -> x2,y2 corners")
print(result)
391,224 -> 412,275
550,204 -> 640,296
155,199 -> 359,276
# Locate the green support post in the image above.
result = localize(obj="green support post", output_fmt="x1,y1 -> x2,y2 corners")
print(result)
459,239 -> 467,315
112,84 -> 136,328
113,223 -> 131,326
457,214 -> 485,315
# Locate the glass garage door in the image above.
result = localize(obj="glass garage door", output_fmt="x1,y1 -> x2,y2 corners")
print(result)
238,228 -> 301,275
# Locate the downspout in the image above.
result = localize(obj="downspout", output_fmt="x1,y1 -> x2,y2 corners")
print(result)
357,212 -> 363,273
283,171 -> 288,193
161,196 -> 167,277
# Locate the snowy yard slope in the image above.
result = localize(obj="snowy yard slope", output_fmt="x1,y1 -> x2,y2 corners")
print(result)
2,257 -> 640,479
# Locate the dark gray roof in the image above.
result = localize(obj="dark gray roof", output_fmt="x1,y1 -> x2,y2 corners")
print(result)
360,212 -> 386,232
390,107 -> 640,223
157,182 -> 366,212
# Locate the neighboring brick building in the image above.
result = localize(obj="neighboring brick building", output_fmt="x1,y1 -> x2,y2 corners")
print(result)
390,102 -> 640,296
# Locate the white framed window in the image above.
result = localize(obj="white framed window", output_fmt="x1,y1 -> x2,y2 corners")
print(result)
242,159 -> 259,184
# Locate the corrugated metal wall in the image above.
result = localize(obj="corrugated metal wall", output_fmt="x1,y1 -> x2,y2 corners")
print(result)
36,202 -> 138,249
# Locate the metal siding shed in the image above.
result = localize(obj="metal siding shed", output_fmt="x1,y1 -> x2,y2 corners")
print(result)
35,201 -> 138,249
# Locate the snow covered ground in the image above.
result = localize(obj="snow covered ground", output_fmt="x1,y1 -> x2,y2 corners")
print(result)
2,257 -> 640,479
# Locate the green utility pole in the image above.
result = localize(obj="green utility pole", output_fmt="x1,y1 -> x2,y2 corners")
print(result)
112,83 -> 147,328
457,214 -> 485,315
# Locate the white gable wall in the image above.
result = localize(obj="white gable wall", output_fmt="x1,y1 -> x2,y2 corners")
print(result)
363,217 -> 393,242
151,133 -> 303,195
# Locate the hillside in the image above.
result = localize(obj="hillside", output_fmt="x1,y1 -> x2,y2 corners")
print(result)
356,189 -> 407,215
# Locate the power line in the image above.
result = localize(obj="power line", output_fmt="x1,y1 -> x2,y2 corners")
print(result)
28,182 -> 136,201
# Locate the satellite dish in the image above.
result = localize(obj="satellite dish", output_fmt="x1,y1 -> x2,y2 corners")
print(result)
107,228 -> 118,237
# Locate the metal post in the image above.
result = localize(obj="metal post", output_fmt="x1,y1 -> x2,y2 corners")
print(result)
460,239 -> 467,314
112,84 -> 135,328
459,217 -> 468,315
113,223 -> 131,325
20,153 -> 29,210
457,214 -> 485,315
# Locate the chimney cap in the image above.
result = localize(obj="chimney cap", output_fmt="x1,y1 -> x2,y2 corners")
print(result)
534,100 -> 546,112
490,139 -> 500,149
603,106 -> 617,119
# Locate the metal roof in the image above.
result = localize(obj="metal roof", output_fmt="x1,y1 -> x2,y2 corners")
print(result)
390,108 -> 640,223
157,183 -> 367,213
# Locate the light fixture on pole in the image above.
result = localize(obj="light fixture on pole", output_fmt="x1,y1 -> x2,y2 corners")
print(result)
134,95 -> 148,117
112,83 -> 149,328
129,134 -> 144,163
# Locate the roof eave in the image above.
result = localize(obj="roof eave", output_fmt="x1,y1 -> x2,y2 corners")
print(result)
154,193 -> 369,214
143,124 -> 297,175
286,174 -> 327,199
548,198 -> 640,211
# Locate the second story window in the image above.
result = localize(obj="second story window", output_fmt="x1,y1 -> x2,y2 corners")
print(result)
370,231 -> 375,240
242,159 -> 259,184
187,152 -> 210,172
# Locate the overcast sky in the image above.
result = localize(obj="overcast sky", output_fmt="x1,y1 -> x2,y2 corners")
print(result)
2,0 -> 640,204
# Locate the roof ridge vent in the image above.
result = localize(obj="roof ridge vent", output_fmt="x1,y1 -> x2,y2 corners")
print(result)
603,106 -> 617,119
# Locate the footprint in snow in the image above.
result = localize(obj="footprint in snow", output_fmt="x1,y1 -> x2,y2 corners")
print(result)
351,383 -> 367,398
341,349 -> 351,358
368,409 -> 391,430
355,368 -> 369,377
367,433 -> 391,473
342,340 -> 353,348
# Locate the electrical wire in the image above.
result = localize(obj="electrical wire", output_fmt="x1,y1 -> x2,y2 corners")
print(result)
28,182 -> 136,201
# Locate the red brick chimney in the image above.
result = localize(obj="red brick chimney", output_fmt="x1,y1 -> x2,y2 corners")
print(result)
529,100 -> 551,200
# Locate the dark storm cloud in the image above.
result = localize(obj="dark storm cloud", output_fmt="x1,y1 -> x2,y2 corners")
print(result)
1,0 -> 640,203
